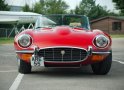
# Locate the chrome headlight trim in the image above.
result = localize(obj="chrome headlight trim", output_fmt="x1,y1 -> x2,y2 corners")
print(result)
18,34 -> 32,48
94,35 -> 110,48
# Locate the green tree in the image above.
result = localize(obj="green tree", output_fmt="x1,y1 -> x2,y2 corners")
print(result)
0,0 -> 10,11
45,0 -> 69,14
69,9 -> 75,14
112,0 -> 124,15
78,0 -> 96,15
88,5 -> 109,20
32,0 -> 69,14
74,6 -> 80,14
22,4 -> 32,12
74,0 -> 117,20
33,0 -> 46,14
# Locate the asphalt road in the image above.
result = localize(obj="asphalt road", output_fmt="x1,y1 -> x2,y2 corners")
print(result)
0,38 -> 124,90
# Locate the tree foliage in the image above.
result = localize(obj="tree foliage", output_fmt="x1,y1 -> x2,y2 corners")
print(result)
88,5 -> 109,20
33,0 -> 45,14
22,4 -> 32,12
45,0 -> 69,14
24,0 -> 69,14
0,0 -> 10,11
22,0 -> 117,20
77,0 -> 96,15
74,0 -> 117,20
112,0 -> 124,15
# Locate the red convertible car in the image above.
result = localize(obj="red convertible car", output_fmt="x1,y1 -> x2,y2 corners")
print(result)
14,14 -> 112,75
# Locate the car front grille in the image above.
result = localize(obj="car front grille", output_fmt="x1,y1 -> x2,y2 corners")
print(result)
38,47 -> 87,62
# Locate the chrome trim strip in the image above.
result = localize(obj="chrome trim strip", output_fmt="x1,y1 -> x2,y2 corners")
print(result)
88,46 -> 92,56
92,52 -> 110,54
38,46 -> 88,63
44,61 -> 82,63
39,46 -> 87,51
46,67 -> 81,68
16,50 -> 34,53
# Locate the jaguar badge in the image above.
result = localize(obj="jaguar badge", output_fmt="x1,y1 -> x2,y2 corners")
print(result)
61,50 -> 65,55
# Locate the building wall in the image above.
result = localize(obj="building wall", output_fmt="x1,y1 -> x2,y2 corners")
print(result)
91,19 -> 109,33
109,19 -> 124,34
91,18 -> 124,34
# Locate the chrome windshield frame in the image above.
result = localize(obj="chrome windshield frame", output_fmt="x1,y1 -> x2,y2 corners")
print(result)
34,14 -> 91,30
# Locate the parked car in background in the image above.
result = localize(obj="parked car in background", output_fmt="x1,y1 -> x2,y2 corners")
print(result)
14,14 -> 112,75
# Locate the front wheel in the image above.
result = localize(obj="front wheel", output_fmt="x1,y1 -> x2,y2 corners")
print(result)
91,52 -> 112,75
18,59 -> 32,74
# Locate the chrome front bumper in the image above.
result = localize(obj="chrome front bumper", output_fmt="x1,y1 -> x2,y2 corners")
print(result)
16,46 -> 111,66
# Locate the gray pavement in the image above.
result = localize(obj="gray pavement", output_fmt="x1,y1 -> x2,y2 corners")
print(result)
0,38 -> 124,90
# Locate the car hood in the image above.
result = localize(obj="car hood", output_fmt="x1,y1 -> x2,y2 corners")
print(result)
31,26 -> 98,49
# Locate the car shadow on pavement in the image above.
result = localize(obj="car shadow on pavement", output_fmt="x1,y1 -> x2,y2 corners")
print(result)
31,65 -> 92,75
30,65 -> 112,78
22,61 -> 124,80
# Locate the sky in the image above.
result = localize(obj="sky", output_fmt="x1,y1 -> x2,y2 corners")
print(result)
6,0 -> 116,11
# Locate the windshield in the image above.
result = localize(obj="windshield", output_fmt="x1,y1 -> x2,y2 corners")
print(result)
34,15 -> 90,30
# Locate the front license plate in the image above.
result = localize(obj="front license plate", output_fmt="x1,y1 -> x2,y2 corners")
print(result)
31,55 -> 44,66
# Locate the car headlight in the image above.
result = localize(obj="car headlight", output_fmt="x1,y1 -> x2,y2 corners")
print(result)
18,34 -> 32,48
94,35 -> 109,48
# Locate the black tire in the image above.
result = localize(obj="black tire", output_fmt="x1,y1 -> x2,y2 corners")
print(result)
18,59 -> 31,74
91,51 -> 112,75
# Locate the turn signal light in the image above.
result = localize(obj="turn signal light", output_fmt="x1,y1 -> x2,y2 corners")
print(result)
91,55 -> 105,61
18,54 -> 32,62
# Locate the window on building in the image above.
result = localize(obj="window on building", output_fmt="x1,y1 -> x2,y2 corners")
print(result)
112,22 -> 122,31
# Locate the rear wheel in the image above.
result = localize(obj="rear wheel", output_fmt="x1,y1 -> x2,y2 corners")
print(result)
91,52 -> 112,75
18,59 -> 31,74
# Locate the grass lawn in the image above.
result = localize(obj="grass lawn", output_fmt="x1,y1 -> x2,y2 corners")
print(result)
0,37 -> 14,45
110,34 -> 124,38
